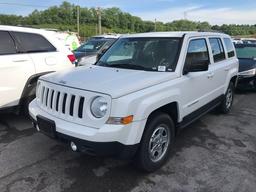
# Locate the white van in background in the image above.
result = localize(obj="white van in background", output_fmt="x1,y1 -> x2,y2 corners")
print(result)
44,29 -> 80,51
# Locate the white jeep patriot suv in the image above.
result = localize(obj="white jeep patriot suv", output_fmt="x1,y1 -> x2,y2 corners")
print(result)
0,25 -> 75,114
29,32 -> 238,172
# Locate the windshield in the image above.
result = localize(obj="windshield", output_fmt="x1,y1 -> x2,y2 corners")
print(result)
96,37 -> 182,72
76,39 -> 108,52
235,45 -> 256,59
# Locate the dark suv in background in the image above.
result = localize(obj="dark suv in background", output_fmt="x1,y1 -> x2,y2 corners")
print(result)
235,44 -> 256,89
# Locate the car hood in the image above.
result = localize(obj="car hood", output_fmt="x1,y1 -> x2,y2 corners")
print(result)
40,65 -> 178,98
238,58 -> 256,72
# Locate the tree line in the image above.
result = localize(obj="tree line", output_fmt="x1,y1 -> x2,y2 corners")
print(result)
0,1 -> 255,38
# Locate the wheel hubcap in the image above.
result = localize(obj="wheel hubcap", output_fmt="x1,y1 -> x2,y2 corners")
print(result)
148,125 -> 170,162
226,88 -> 233,109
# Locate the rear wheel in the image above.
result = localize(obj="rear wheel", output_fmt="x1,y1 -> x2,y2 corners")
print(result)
219,82 -> 234,114
134,112 -> 175,172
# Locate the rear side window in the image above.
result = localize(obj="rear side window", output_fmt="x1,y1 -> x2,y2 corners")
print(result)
209,38 -> 226,62
185,39 -> 209,66
224,38 -> 235,58
13,32 -> 56,53
0,31 -> 16,55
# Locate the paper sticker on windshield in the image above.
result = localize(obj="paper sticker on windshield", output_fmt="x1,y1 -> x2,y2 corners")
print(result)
158,66 -> 166,72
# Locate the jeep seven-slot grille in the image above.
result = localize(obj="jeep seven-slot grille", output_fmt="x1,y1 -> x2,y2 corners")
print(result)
38,85 -> 85,118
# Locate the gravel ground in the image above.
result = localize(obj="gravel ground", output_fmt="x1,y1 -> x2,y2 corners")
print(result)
0,91 -> 255,192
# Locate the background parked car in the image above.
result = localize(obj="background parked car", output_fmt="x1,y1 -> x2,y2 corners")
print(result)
74,34 -> 120,67
0,25 -> 75,114
235,43 -> 256,89
242,38 -> 256,45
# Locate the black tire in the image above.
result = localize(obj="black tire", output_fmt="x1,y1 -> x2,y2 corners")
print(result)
219,82 -> 234,114
134,112 -> 175,172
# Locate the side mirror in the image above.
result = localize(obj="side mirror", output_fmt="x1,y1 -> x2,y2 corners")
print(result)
184,58 -> 209,74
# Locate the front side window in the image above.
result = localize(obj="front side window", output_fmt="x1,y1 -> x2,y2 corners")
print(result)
97,37 -> 182,72
185,38 -> 209,67
224,38 -> 235,58
0,31 -> 16,55
13,32 -> 56,53
209,38 -> 226,62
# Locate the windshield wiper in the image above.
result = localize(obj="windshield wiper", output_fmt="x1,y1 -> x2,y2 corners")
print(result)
107,63 -> 149,71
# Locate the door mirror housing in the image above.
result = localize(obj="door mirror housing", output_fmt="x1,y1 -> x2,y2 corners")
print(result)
184,58 -> 209,74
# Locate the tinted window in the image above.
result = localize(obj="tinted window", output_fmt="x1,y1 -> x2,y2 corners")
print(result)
185,39 -> 209,67
224,38 -> 235,58
0,31 -> 16,55
13,32 -> 56,53
209,38 -> 225,62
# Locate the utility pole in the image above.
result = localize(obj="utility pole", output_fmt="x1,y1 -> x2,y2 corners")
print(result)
97,7 -> 102,35
184,11 -> 187,20
154,19 -> 157,32
77,6 -> 80,36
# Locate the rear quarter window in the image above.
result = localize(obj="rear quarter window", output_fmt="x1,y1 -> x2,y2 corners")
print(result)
224,38 -> 235,58
13,32 -> 56,53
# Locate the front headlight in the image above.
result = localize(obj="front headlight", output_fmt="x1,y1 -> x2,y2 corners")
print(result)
239,68 -> 256,77
90,96 -> 108,118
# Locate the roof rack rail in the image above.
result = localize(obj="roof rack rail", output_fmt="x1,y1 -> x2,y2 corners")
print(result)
198,29 -> 224,33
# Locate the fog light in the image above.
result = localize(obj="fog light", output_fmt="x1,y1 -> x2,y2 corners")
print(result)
70,141 -> 77,152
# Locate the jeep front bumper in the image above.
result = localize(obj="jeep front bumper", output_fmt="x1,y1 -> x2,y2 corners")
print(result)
29,99 -> 146,158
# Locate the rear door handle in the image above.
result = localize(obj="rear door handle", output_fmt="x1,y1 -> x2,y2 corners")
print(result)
207,72 -> 214,79
225,67 -> 231,71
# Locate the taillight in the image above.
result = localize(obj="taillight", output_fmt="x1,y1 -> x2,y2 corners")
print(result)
67,54 -> 76,63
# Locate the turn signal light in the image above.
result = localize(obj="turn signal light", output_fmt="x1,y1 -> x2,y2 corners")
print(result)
106,115 -> 134,125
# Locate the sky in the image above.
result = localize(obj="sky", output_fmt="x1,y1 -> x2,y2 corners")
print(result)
0,0 -> 256,25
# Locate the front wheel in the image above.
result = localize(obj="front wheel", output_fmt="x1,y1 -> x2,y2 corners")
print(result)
219,82 -> 234,114
134,112 -> 175,172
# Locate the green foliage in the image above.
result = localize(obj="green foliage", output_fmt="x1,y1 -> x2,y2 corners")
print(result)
0,1 -> 255,37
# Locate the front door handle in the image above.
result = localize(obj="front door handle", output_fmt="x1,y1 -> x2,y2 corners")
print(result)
207,72 -> 214,79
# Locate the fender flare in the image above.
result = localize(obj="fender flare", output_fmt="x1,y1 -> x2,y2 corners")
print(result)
19,71 -> 54,105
